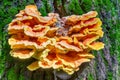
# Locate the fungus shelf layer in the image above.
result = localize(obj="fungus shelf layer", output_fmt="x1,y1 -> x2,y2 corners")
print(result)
8,5 -> 104,75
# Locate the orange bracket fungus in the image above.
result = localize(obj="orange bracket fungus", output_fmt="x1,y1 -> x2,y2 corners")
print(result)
8,5 -> 104,75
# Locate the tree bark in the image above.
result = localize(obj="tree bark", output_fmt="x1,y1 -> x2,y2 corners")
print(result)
0,0 -> 120,80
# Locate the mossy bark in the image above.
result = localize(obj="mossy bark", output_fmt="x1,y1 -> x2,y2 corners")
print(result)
0,0 -> 120,80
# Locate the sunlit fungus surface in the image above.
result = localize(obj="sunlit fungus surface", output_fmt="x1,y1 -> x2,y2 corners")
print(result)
8,5 -> 104,75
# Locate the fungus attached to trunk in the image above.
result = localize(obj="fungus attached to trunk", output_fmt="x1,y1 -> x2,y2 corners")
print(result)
8,5 -> 104,75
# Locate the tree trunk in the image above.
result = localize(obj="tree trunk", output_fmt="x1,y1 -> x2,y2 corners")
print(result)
0,0 -> 120,80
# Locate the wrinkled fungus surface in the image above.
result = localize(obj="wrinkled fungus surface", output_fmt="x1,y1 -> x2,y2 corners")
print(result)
8,5 -> 104,75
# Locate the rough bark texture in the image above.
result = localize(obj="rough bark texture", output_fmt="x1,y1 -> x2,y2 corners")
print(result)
0,0 -> 120,80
